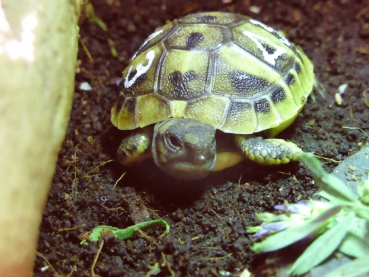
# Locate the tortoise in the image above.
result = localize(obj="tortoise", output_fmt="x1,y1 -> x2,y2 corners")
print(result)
111,12 -> 316,180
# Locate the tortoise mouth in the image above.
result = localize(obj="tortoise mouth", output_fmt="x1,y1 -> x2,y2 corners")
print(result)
162,159 -> 216,180
172,159 -> 215,172
153,153 -> 216,180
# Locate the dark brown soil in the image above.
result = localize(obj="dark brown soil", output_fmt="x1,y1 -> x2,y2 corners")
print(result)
34,0 -> 369,276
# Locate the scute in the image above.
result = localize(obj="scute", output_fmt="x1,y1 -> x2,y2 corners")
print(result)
185,96 -> 229,128
231,21 -> 297,74
166,25 -> 224,51
212,43 -> 279,97
131,21 -> 175,60
179,12 -> 240,25
222,100 -> 256,133
159,49 -> 209,100
120,46 -> 164,96
111,12 -> 315,135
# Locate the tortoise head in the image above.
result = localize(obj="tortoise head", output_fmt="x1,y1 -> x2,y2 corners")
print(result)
152,118 -> 216,180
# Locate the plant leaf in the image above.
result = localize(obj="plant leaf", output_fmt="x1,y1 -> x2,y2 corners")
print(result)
288,212 -> 356,276
339,233 -> 369,258
320,174 -> 358,202
300,153 -> 357,202
250,205 -> 343,253
322,256 -> 369,277
347,216 -> 369,239
145,263 -> 161,277
89,219 -> 170,242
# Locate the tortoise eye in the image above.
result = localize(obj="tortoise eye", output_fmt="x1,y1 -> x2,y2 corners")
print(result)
165,133 -> 183,151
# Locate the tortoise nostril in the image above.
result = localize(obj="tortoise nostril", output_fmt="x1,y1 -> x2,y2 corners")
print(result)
195,154 -> 206,164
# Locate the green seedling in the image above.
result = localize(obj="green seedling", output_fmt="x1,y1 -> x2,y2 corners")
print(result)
83,219 -> 170,244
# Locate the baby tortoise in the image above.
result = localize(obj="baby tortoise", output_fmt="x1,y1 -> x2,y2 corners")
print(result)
111,12 -> 316,180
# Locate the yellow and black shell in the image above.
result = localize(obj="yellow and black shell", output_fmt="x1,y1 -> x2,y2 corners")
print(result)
111,12 -> 315,136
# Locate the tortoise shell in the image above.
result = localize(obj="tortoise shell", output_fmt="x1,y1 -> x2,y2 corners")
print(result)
111,12 -> 315,135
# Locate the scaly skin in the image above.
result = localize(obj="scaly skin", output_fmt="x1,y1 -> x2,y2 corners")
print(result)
117,127 -> 153,165
235,135 -> 303,165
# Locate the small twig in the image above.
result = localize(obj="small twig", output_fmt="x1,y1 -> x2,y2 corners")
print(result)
363,89 -> 369,107
135,227 -> 160,247
348,99 -> 354,119
113,172 -> 126,189
313,154 -> 340,164
58,223 -> 86,232
36,251 -> 76,277
88,159 -> 114,173
206,203 -> 222,220
103,206 -> 125,216
356,6 -> 369,19
91,240 -> 104,277
342,126 -> 369,139
204,253 -> 233,260
80,38 -> 94,64
161,252 -> 175,277
66,265 -> 77,277
191,235 -> 201,241
36,251 -> 58,275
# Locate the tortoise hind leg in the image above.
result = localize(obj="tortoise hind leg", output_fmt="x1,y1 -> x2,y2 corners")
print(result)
234,135 -> 302,165
117,126 -> 153,165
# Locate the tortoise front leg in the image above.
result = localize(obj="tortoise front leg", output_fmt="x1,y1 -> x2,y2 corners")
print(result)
117,126 -> 153,165
234,135 -> 302,165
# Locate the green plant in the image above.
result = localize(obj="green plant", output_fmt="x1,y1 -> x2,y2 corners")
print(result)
248,153 -> 369,276
82,219 -> 170,244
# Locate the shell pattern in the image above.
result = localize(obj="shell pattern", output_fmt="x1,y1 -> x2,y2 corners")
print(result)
111,12 -> 315,135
